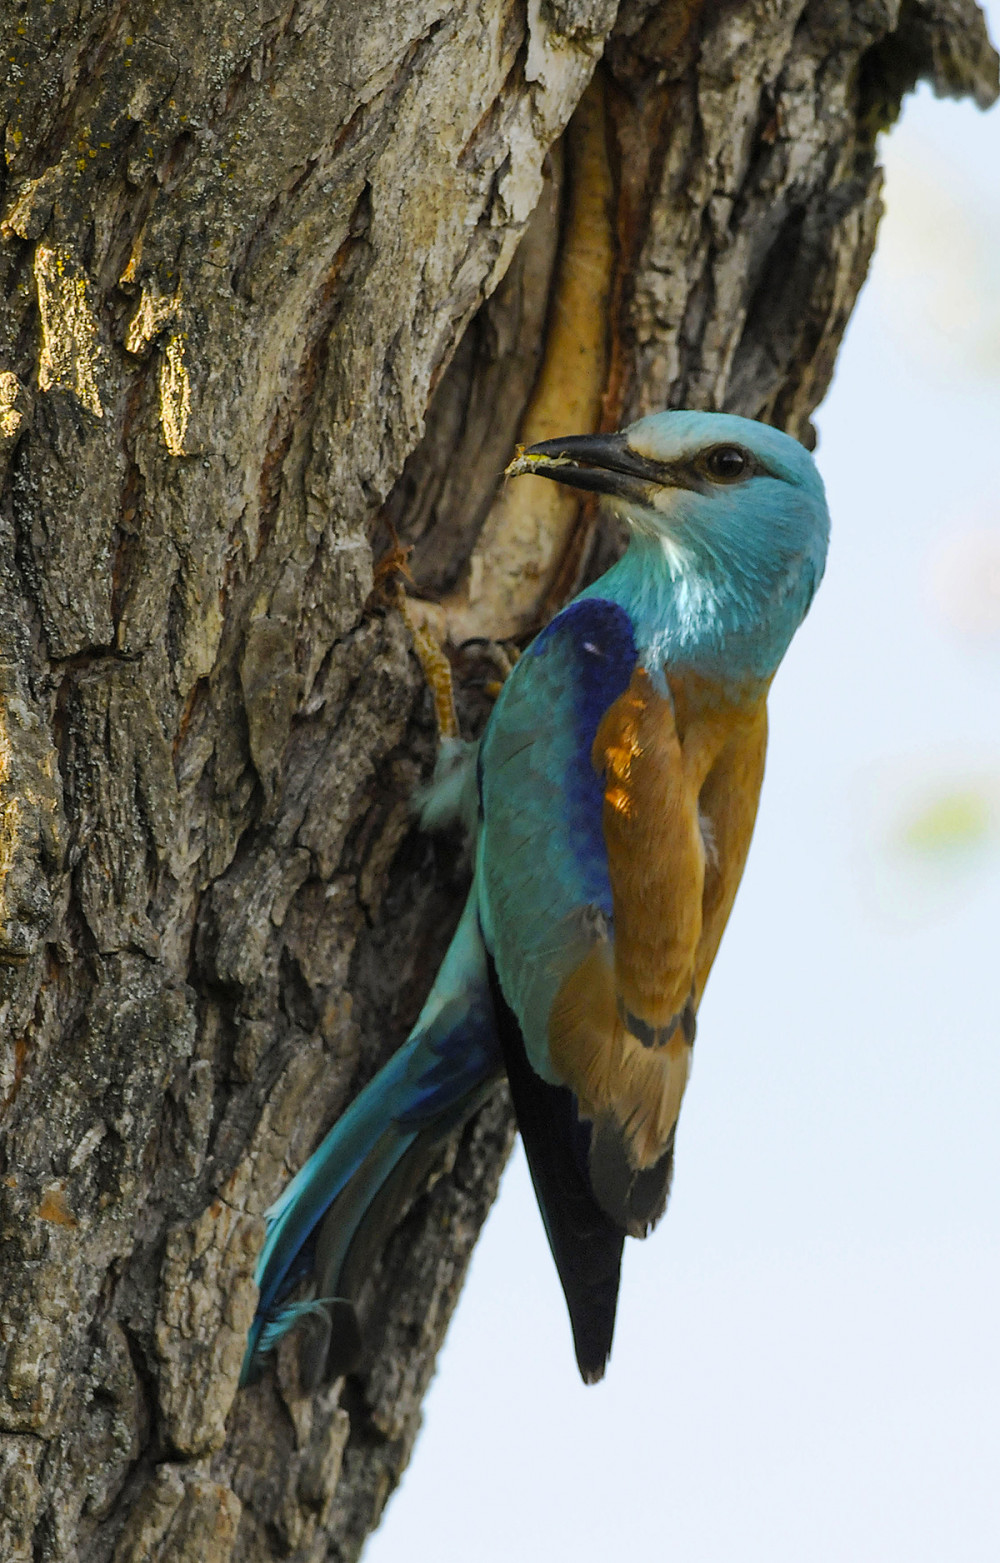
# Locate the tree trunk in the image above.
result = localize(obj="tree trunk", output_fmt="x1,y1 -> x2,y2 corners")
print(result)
0,1 -> 995,1558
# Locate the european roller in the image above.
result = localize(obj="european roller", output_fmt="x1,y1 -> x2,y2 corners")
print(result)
242,410 -> 829,1386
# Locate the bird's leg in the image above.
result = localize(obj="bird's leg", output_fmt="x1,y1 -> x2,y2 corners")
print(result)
400,602 -> 478,839
367,542 -> 470,829
398,594 -> 460,742
372,532 -> 521,742
370,530 -> 522,840
370,523 -> 460,743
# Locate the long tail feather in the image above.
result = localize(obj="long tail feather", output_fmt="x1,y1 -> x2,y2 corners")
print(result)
242,886 -> 501,1384
486,958 -> 624,1384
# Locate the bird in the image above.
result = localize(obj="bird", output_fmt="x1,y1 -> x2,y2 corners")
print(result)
241,408 -> 830,1388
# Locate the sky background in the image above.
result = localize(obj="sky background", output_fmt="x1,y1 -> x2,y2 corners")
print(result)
368,18 -> 1000,1561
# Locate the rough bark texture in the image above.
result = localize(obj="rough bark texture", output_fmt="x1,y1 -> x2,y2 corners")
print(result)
0,1 -> 995,1559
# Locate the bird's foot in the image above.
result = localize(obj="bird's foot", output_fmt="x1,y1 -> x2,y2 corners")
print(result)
454,636 -> 521,701
370,520 -> 415,603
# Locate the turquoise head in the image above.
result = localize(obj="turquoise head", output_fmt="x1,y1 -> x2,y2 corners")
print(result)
512,409 -> 830,685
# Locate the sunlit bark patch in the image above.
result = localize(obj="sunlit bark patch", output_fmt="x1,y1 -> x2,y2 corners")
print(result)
33,243 -> 104,417
159,332 -> 192,456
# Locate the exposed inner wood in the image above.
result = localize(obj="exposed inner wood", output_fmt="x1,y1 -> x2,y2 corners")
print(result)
441,68 -> 615,646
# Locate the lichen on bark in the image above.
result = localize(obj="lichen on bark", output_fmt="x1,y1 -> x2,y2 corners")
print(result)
0,1 -> 995,1560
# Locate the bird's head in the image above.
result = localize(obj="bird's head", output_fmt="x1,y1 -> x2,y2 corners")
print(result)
507,409 -> 830,676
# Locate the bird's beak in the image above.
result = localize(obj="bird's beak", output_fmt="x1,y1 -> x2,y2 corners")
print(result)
505,432 -> 680,504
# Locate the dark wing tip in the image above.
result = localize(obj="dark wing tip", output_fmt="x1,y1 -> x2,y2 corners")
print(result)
589,1117 -> 676,1239
486,957 -> 625,1384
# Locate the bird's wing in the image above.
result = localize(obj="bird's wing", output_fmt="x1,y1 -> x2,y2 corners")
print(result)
477,596 -> 710,1377
478,596 -> 639,1074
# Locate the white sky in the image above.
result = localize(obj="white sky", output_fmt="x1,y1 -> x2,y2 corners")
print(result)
368,18 -> 1000,1560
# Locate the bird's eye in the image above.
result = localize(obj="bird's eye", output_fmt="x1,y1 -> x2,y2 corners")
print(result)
701,445 -> 750,483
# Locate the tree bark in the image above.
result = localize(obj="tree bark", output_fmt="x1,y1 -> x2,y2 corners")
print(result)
0,1 -> 995,1559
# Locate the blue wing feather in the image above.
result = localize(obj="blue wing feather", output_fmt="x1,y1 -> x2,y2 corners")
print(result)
536,599 -> 638,908
478,597 -> 637,1080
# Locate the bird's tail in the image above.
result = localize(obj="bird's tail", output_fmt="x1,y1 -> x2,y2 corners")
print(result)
242,885 -> 501,1388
